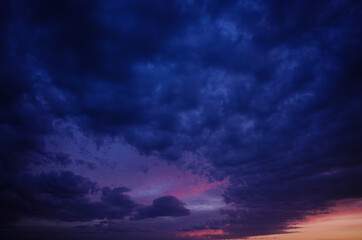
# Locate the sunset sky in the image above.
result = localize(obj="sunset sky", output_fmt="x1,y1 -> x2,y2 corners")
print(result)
0,1 -> 361,240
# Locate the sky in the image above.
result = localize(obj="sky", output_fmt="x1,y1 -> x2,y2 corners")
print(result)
0,0 -> 361,240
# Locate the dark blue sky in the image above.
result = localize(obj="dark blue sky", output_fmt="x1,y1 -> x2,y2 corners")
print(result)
0,1 -> 361,239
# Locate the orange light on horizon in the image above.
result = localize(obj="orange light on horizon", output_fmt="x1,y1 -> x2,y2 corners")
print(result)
180,229 -> 224,237
220,198 -> 362,240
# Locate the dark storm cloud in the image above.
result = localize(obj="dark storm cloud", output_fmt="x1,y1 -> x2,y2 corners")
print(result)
0,171 -> 138,223
0,0 -> 195,171
131,196 -> 190,221
0,170 -> 190,225
1,0 -> 362,239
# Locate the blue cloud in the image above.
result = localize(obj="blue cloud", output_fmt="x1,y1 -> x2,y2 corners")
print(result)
0,0 -> 361,239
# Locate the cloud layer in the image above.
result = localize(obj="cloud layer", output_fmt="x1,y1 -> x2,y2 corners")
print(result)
0,0 -> 361,239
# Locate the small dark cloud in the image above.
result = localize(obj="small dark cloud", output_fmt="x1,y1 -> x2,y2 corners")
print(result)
131,196 -> 191,221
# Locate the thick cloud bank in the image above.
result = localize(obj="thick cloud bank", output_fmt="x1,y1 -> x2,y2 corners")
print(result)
0,0 -> 361,239
0,170 -> 188,225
